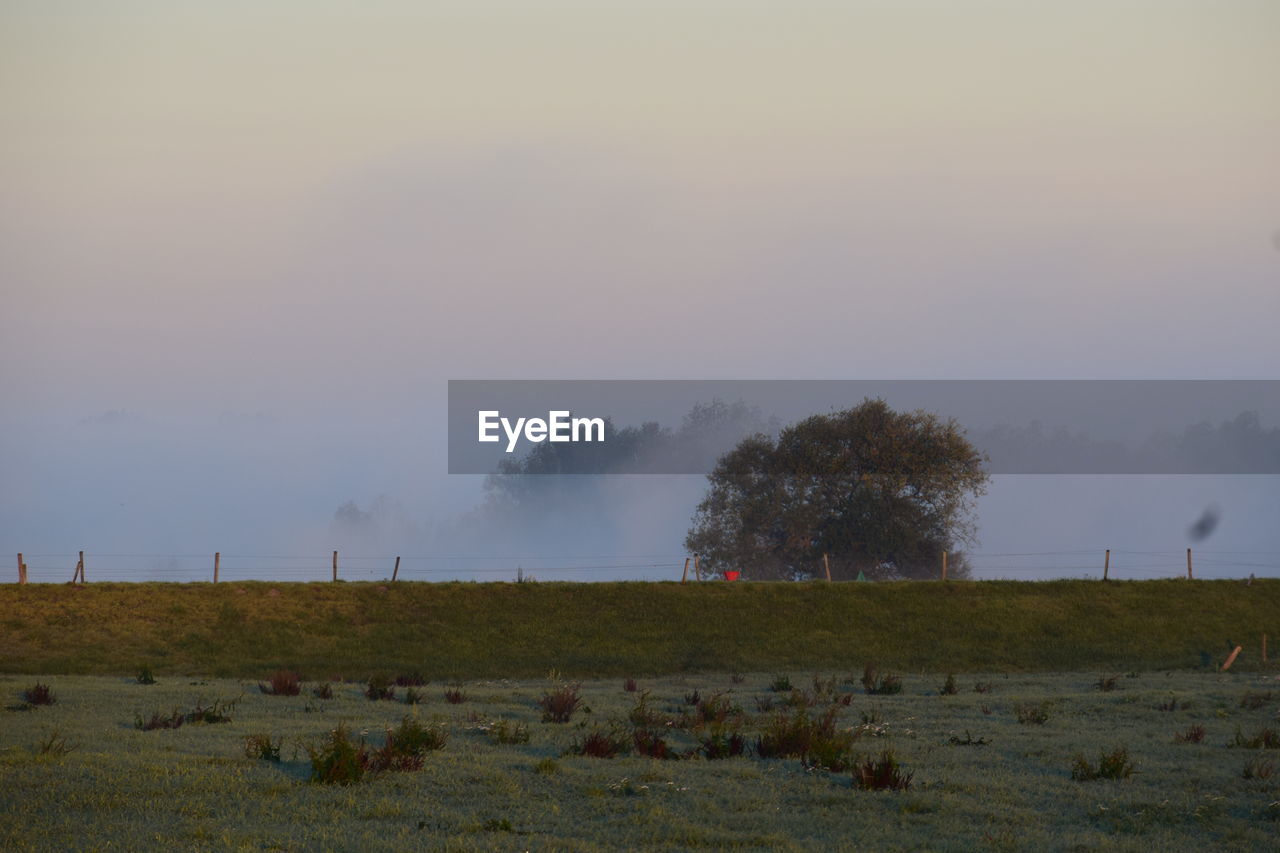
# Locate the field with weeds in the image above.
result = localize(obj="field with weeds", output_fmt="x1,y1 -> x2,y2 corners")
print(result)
1,580 -> 1278,677
2,669 -> 1279,850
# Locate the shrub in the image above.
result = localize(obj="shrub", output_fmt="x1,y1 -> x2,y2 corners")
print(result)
312,682 -> 334,700
394,672 -> 427,687
1240,692 -> 1273,711
444,687 -> 467,705
693,693 -> 738,726
853,750 -> 913,791
1229,727 -> 1280,749
700,724 -> 747,760
1071,746 -> 1134,781
860,664 -> 902,696
21,683 -> 55,706
307,725 -> 370,785
244,733 -> 282,762
365,676 -> 396,702
1015,703 -> 1049,725
939,674 -> 958,696
488,719 -> 530,745
34,730 -> 77,757
135,666 -> 156,686
770,675 -> 792,693
1174,724 -> 1206,744
1242,756 -> 1275,780
623,678 -> 638,693
633,728 -> 679,760
539,684 -> 582,723
1094,675 -> 1120,692
259,669 -> 302,696
570,726 -> 629,758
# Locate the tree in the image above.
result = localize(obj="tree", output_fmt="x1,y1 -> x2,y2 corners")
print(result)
685,399 -> 989,580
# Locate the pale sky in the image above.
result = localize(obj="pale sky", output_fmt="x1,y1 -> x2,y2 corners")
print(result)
2,1 -> 1278,570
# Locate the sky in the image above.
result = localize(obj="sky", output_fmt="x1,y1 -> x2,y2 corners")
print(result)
2,1 -> 1278,579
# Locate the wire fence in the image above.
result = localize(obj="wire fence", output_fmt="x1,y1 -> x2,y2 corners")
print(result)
8,549 -> 1280,584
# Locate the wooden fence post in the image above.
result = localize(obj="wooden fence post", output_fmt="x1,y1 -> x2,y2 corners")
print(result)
941,550 -> 948,582
823,553 -> 832,582
1221,645 -> 1242,671
1186,548 -> 1193,580
680,557 -> 690,584
1103,549 -> 1110,581
213,552 -> 220,584
17,553 -> 26,585
332,551 -> 338,582
75,550 -> 85,584
392,556 -> 400,582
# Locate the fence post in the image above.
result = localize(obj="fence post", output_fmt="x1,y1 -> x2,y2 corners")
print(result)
680,557 -> 690,584
392,556 -> 400,582
823,553 -> 832,582
75,550 -> 85,584
1221,644 -> 1242,671
332,550 -> 338,582
17,553 -> 26,585
1186,548 -> 1193,580
941,550 -> 948,582
213,552 -> 220,584
1103,549 -> 1110,582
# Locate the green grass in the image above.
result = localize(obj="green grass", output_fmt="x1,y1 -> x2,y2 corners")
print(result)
2,670 -> 1278,850
1,580 -> 1277,679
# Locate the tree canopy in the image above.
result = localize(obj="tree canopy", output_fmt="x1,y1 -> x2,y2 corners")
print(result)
685,399 -> 989,580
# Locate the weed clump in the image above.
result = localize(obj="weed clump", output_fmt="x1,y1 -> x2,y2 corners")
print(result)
974,682 -> 994,694
1015,703 -> 1049,725
307,725 -> 370,785
259,669 -> 302,696
860,664 -> 902,696
1094,675 -> 1121,692
938,674 -> 958,696
365,675 -> 396,702
312,683 -> 334,700
539,684 -> 582,723
1229,727 -> 1280,749
533,757 -> 560,775
569,726 -> 629,758
1242,756 -> 1275,780
34,730 -> 77,757
444,687 -> 467,704
136,695 -> 240,730
623,678 -> 638,693
21,683 -> 56,706
1240,692 -> 1273,711
135,666 -> 156,685
632,728 -> 679,760
756,707 -> 856,770
487,719 -> 530,745
948,730 -> 989,746
1174,724 -> 1207,744
853,750 -> 913,791
394,673 -> 427,687
1071,745 -> 1134,781
769,675 -> 792,693
244,733 -> 282,762
700,724 -> 747,759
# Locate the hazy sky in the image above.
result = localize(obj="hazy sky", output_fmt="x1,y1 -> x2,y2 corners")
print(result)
2,1 -> 1278,576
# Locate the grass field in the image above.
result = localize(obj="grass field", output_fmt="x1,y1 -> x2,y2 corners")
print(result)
1,669 -> 1278,850
2,580 -> 1278,678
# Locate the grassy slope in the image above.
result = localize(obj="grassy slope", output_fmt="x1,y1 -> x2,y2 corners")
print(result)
1,580 -> 1277,678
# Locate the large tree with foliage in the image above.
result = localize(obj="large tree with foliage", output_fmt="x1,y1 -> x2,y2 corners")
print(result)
685,399 -> 989,580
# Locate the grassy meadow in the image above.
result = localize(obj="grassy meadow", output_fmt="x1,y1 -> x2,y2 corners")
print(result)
2,579 -> 1278,677
2,669 -> 1279,850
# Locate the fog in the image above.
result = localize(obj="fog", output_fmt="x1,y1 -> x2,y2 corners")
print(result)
2,2 -> 1278,581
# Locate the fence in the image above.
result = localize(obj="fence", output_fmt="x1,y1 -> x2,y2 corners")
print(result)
9,548 -> 1280,584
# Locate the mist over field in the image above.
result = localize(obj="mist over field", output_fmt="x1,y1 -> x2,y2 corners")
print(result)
2,1 -> 1278,580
